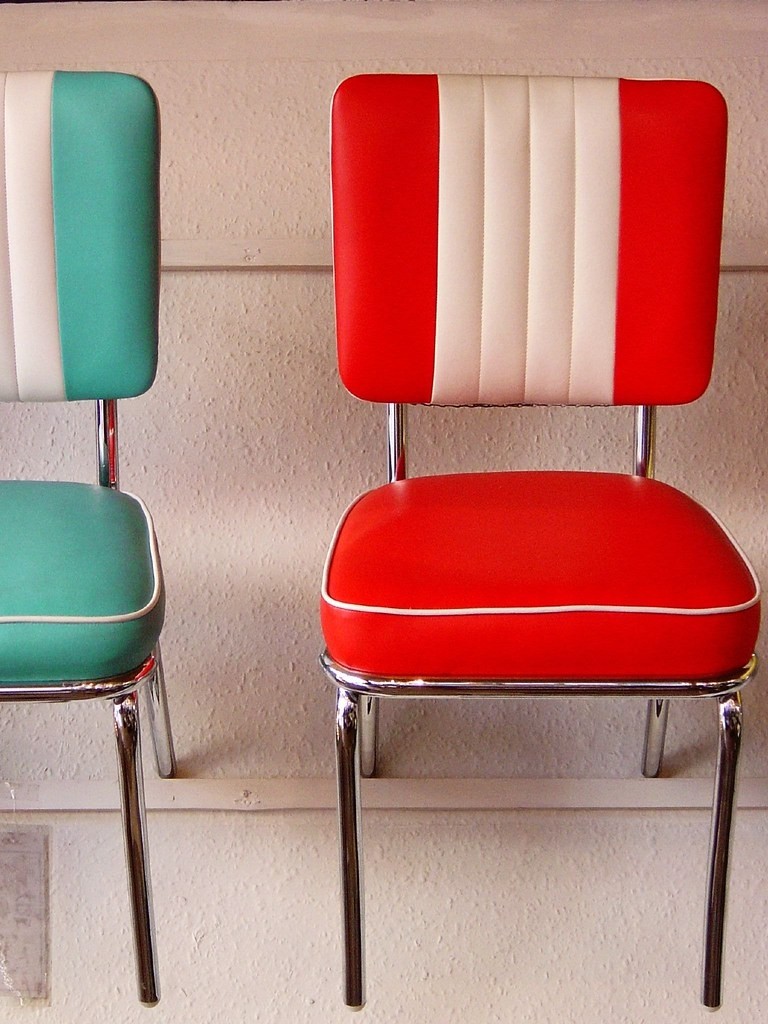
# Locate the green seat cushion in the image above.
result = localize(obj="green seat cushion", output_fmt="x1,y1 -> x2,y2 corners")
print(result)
0,481 -> 164,683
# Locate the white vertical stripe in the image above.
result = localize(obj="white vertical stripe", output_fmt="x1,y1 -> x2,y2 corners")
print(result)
569,78 -> 620,403
478,76 -> 529,405
429,75 -> 620,407
431,75 -> 485,405
524,77 -> 576,403
0,74 -> 19,401
4,71 -> 65,402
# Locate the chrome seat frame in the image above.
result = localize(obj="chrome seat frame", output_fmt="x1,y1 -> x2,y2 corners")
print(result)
321,403 -> 758,1011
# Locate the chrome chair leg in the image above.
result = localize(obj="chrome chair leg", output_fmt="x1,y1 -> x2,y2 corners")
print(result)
144,645 -> 177,779
113,691 -> 160,1006
702,692 -> 742,1010
642,698 -> 670,777
335,687 -> 365,1009
359,695 -> 379,778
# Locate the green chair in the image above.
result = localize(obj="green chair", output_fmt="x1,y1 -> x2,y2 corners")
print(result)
0,70 -> 176,1005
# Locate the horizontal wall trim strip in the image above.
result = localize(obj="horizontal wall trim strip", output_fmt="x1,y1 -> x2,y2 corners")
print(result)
160,237 -> 768,272
2,777 -> 768,813
162,238 -> 330,270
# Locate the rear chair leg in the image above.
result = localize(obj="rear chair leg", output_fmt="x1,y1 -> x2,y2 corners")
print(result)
335,687 -> 365,1009
359,695 -> 379,778
144,645 -> 177,779
113,691 -> 160,1006
702,693 -> 743,1010
642,698 -> 670,778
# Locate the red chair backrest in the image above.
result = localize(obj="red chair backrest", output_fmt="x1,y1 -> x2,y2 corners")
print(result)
331,74 -> 727,406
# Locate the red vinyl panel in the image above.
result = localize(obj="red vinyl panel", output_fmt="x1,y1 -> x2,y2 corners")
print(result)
332,74 -> 439,402
614,79 -> 727,403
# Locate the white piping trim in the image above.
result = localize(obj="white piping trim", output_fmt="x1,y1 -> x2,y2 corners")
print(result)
322,489 -> 761,618
0,492 -> 163,624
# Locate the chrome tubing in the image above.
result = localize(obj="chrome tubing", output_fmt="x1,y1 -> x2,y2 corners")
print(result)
320,650 -> 757,702
96,398 -> 120,489
113,691 -> 159,1006
366,402 -> 407,778
335,688 -> 365,1010
635,405 -> 667,775
634,404 -> 657,479
702,693 -> 743,1010
0,654 -> 157,704
144,645 -> 177,779
359,695 -> 379,779
386,403 -> 407,483
642,698 -> 670,778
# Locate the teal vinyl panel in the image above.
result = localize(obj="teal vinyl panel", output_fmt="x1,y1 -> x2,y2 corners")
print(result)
51,72 -> 160,400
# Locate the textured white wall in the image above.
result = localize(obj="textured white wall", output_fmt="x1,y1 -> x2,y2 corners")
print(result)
0,2 -> 766,1020
0,808 -> 764,1024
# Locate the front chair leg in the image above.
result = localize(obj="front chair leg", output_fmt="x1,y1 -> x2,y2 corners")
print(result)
335,687 -> 365,1009
702,692 -> 743,1010
144,645 -> 178,779
113,691 -> 160,1006
642,698 -> 670,778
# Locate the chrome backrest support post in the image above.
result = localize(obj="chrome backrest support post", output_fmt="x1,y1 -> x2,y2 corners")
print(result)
369,402 -> 407,777
387,403 -> 407,483
634,404 -> 656,479
635,404 -> 666,778
96,398 -> 120,490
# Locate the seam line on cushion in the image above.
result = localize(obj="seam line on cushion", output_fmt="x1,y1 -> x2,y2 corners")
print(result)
0,492 -> 162,623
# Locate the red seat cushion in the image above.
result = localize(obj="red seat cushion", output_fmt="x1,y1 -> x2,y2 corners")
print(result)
321,472 -> 760,680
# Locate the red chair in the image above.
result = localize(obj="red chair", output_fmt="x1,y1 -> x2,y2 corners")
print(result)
320,74 -> 760,1010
